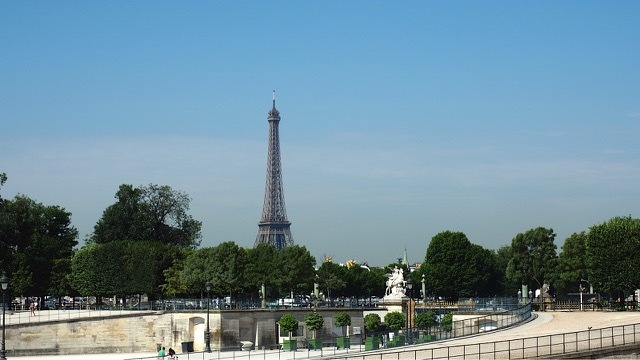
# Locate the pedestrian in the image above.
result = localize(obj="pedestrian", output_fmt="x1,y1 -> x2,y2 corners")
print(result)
158,346 -> 165,358
30,300 -> 36,316
168,347 -> 177,359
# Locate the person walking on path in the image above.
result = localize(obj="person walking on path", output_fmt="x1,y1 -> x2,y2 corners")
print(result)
30,300 -> 36,316
157,347 -> 165,358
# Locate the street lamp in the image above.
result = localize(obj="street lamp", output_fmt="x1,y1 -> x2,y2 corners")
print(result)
406,277 -> 413,344
205,281 -> 211,353
1,271 -> 9,360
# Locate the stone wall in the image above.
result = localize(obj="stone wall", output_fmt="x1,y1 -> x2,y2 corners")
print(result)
3,308 -> 365,356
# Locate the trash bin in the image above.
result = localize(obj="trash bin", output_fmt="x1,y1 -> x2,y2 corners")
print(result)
181,341 -> 194,353
156,343 -> 162,352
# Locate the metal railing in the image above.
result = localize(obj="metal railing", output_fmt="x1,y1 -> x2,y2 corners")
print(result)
122,302 -> 534,360
336,321 -> 640,359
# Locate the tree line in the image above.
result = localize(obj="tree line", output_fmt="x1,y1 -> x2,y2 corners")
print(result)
1,173 -> 639,306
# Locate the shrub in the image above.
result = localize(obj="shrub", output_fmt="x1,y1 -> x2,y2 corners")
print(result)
440,313 -> 453,332
279,313 -> 299,336
335,312 -> 351,327
415,311 -> 437,329
364,313 -> 381,334
384,311 -> 405,331
304,311 -> 324,337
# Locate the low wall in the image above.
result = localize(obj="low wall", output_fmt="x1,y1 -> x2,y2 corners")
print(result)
3,308 -> 364,356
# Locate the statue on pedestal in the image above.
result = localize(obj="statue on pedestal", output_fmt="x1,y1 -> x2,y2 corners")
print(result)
385,266 -> 406,297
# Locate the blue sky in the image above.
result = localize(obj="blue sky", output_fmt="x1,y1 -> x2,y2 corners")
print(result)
2,1 -> 639,266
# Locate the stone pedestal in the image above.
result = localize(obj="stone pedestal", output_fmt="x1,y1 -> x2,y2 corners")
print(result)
381,295 -> 407,314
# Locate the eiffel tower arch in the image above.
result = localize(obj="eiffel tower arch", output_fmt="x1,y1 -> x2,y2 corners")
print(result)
255,91 -> 294,249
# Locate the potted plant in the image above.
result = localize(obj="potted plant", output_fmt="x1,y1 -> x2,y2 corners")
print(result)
384,311 -> 405,347
304,311 -> 324,350
278,313 -> 299,351
364,313 -> 381,350
334,311 -> 351,349
414,311 -> 437,342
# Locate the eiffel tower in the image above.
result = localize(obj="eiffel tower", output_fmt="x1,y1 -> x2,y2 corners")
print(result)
255,91 -> 294,249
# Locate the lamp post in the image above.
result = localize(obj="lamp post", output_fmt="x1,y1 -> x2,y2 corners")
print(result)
406,277 -> 413,344
1,271 -> 9,360
421,274 -> 426,302
205,281 -> 211,353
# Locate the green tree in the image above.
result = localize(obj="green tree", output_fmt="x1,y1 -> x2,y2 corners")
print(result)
586,216 -> 640,304
92,184 -> 202,248
72,241 -> 177,301
179,242 -> 248,299
334,311 -> 351,328
0,195 -> 78,297
304,311 -> 324,338
423,231 -> 500,299
278,313 -> 299,337
553,232 -> 588,299
335,310 -> 351,341
507,227 -> 558,292
415,311 -> 437,330
440,313 -> 453,332
178,247 -> 215,295
72,243 -> 124,298
245,243 -> 278,296
317,261 -> 346,301
160,251 -> 191,298
364,313 -> 381,334
275,245 -> 316,296
495,245 -> 519,296
467,244 -> 503,297
209,242 -> 248,299
364,266 -> 388,298
343,264 -> 371,298
0,172 -> 6,193
384,311 -> 405,331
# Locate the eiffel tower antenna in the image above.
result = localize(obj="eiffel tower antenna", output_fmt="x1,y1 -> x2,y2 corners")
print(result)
255,91 -> 294,249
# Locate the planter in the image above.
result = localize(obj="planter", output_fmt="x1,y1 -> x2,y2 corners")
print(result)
308,338 -> 322,350
336,336 -> 350,349
387,335 -> 404,348
365,336 -> 379,350
423,334 -> 436,341
282,339 -> 297,352
417,333 -> 436,343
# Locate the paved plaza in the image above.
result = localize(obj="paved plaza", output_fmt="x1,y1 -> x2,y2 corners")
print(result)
7,310 -> 640,359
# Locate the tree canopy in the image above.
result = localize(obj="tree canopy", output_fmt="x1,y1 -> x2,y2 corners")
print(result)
553,232 -> 588,297
415,311 -> 437,329
275,245 -> 316,296
364,313 -> 381,333
0,193 -> 78,296
507,227 -> 557,291
279,313 -> 299,335
304,311 -> 324,337
384,311 -> 405,331
72,240 -> 179,299
423,231 -> 501,299
586,216 -> 640,298
92,184 -> 202,248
